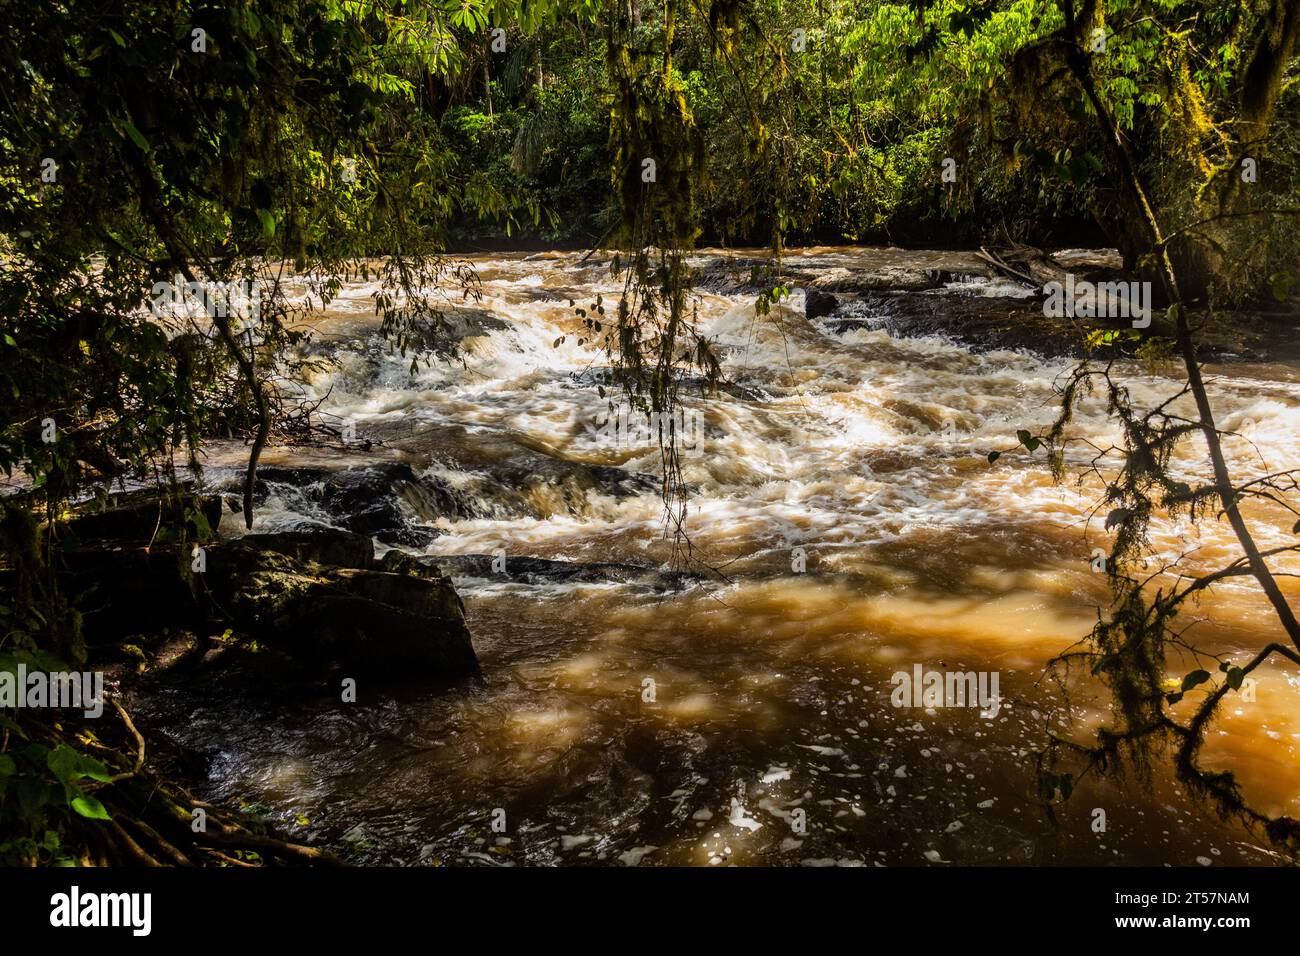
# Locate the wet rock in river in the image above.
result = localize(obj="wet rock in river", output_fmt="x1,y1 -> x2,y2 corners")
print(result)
58,543 -> 206,645
246,422 -> 661,536
53,487 -> 223,643
802,288 -> 839,319
366,420 -> 659,520
61,518 -> 477,682
414,307 -> 511,355
212,531 -> 477,680
823,290 -> 1083,356
313,464 -> 450,543
570,367 -> 765,403
256,463 -> 464,546
693,255 -> 775,294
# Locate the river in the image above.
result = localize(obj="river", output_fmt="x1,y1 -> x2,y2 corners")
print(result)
141,247 -> 1300,866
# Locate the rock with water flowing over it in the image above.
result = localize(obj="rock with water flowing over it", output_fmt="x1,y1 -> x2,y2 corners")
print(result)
253,463 -> 454,547
802,288 -> 839,319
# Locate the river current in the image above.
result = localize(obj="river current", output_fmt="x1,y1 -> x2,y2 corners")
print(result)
146,248 -> 1300,866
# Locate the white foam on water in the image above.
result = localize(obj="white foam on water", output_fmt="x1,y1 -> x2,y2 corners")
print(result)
256,254 -> 1300,587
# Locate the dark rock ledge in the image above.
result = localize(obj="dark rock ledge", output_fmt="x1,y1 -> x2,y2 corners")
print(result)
52,505 -> 478,685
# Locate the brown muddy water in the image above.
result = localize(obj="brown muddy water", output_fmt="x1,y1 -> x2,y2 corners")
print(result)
142,248 -> 1300,866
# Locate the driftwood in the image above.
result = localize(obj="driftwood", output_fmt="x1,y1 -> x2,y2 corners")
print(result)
976,244 -> 1070,290
977,244 -> 1148,322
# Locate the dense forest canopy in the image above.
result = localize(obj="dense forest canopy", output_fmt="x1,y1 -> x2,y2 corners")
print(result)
443,1 -> 1299,291
0,0 -> 1297,866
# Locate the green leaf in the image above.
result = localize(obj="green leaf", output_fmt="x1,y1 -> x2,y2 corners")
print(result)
120,120 -> 149,151
1016,430 -> 1040,452
986,451 -> 1000,464
1226,667 -> 1245,691
47,745 -> 112,785
257,208 -> 276,238
70,794 -> 111,820
1180,669 -> 1211,691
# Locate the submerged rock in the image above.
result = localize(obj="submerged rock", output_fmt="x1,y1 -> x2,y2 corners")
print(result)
366,420 -> 659,520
